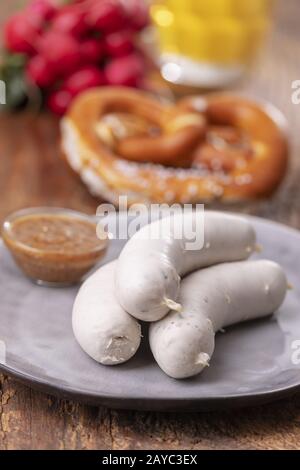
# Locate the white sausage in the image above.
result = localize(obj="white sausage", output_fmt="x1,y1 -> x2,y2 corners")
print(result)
72,261 -> 141,365
149,260 -> 287,379
116,211 -> 256,321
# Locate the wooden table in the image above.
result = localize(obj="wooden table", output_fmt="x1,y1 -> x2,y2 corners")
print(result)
1,1 -> 300,450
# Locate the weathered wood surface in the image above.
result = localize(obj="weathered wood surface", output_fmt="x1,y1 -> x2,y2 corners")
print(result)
0,0 -> 300,450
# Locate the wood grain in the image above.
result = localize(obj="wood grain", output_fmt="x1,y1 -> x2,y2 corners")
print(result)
1,0 -> 300,450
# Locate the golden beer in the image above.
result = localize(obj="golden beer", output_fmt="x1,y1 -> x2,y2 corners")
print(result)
151,0 -> 274,87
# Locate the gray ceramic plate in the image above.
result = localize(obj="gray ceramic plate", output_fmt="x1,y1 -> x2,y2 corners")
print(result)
0,214 -> 300,411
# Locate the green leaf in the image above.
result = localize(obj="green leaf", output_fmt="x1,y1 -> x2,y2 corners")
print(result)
0,53 -> 27,109
6,73 -> 27,108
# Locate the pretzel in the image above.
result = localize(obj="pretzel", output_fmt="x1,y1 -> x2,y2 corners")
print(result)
61,88 -> 288,205
181,94 -> 289,198
85,88 -> 206,167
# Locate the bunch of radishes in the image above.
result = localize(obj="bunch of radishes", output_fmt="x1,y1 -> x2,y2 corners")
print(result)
2,0 -> 149,115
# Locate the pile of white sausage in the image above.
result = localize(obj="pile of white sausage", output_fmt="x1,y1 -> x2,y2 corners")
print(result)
72,211 -> 288,379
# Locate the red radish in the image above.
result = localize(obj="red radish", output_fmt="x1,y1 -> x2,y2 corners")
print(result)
26,55 -> 54,87
4,13 -> 40,55
86,0 -> 125,34
27,0 -> 58,22
38,31 -> 81,75
126,0 -> 149,32
104,53 -> 144,87
51,8 -> 87,37
104,31 -> 133,57
3,0 -> 149,115
80,39 -> 104,64
64,66 -> 106,96
47,89 -> 72,115
121,0 -> 149,32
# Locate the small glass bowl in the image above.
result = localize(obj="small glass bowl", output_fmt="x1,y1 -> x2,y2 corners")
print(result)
1,207 -> 109,286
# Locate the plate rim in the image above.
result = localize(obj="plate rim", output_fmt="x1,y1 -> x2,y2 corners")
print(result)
0,359 -> 300,411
